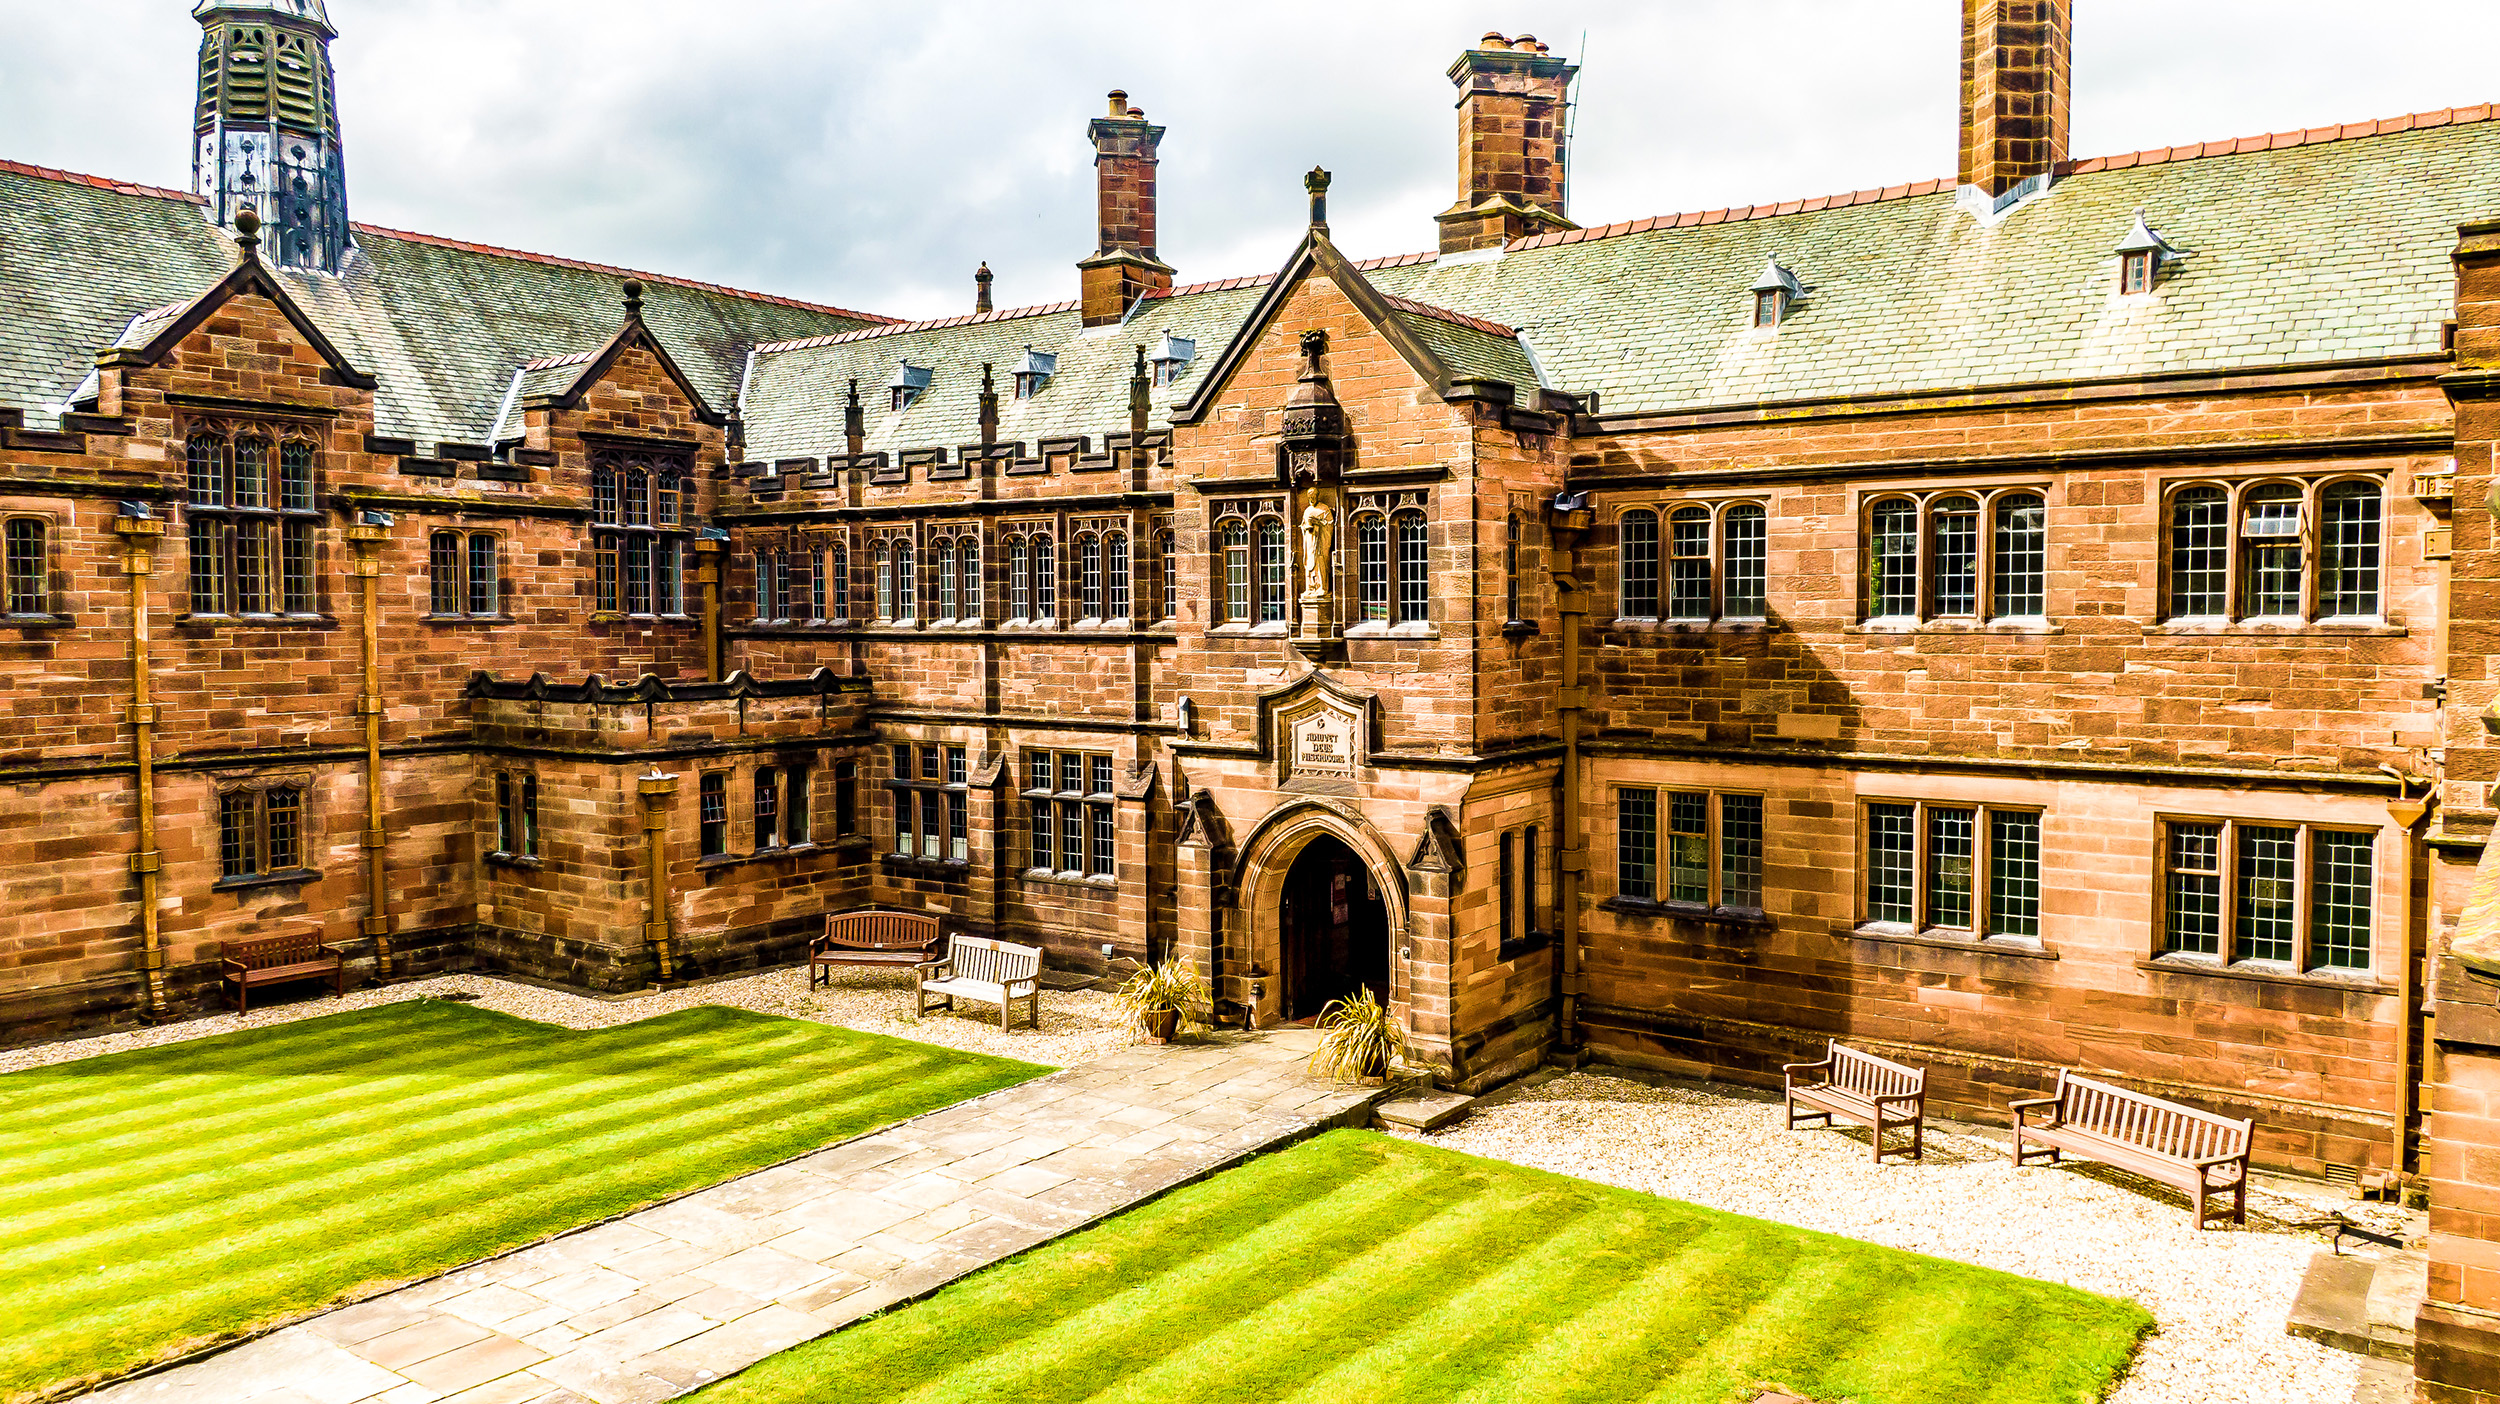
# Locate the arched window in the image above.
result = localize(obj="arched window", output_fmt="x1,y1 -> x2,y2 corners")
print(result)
1008,536 -> 1030,620
2241,483 -> 2303,619
828,542 -> 849,622
1618,509 -> 1659,619
1667,505 -> 1712,620
1992,493 -> 2045,619
1394,510 -> 1429,625
1106,532 -> 1130,621
874,543 -> 893,622
1032,534 -> 1056,621
2321,481 -> 2382,619
935,540 -> 958,621
653,470 -> 681,527
1256,518 -> 1288,622
1504,513 -> 1523,625
806,548 -> 827,622
1220,519 -> 1250,623
1157,530 -> 1177,620
2169,486 -> 2228,619
3,518 -> 47,617
894,540 -> 917,621
623,468 -> 650,527
1722,504 -> 1766,620
754,548 -> 784,623
960,537 -> 983,622
1354,513 -> 1389,623
1929,495 -> 1979,617
1079,534 -> 1103,620
592,467 -> 618,524
1867,498 -> 1919,621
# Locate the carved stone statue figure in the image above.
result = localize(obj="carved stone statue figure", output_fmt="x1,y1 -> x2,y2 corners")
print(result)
1300,503 -> 1333,596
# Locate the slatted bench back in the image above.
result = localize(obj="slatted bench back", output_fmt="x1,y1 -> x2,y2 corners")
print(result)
1827,1042 -> 1924,1100
2057,1072 -> 2250,1161
229,932 -> 327,971
825,910 -> 941,951
949,936 -> 1040,985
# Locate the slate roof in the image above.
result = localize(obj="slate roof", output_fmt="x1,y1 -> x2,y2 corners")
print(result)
0,160 -> 887,441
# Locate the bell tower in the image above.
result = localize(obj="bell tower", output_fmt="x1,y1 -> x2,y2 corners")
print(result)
191,0 -> 351,273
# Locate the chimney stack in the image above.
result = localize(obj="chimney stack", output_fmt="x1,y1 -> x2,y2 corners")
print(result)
1438,33 -> 1578,255
1958,1 -> 2073,199
1079,89 -> 1173,327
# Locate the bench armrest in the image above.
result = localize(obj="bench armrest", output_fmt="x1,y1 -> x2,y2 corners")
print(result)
1876,1093 -> 1924,1109
1781,1059 -> 1832,1075
1005,978 -> 1038,996
318,942 -> 352,957
918,960 -> 952,980
2007,1097 -> 2058,1112
2192,1151 -> 2249,1170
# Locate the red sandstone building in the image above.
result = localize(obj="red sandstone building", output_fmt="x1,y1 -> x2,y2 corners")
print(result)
12,2 -> 2500,1394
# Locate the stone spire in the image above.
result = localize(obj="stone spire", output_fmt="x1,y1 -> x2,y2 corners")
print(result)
192,0 -> 351,273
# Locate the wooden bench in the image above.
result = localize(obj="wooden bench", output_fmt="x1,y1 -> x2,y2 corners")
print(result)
1783,1040 -> 1928,1162
809,910 -> 945,989
916,935 -> 1041,1031
221,931 -> 349,1014
2012,1070 -> 2254,1230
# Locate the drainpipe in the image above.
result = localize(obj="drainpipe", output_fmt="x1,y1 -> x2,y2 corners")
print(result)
694,534 -> 725,682
2385,765 -> 2434,1184
347,515 -> 395,979
112,506 -> 170,1021
1548,492 -> 1596,1056
639,771 -> 680,985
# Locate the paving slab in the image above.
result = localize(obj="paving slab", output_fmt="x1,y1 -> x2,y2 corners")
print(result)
86,1026 -> 1383,1404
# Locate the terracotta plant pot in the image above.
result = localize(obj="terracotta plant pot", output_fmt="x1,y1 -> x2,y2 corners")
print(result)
1143,1008 -> 1182,1043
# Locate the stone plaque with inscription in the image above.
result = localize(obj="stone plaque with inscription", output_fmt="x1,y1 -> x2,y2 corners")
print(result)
1289,706 -> 1358,781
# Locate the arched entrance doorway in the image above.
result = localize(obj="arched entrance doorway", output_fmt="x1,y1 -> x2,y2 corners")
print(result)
1279,833 -> 1390,1021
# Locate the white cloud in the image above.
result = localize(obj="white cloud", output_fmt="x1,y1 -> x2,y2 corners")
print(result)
4,0 -> 2496,321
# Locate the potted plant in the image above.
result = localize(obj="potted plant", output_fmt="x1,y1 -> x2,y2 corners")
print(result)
1310,985 -> 1405,1085
1115,960 -> 1210,1044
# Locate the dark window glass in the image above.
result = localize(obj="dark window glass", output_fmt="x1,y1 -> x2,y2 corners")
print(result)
2312,831 -> 2374,970
219,790 -> 255,879
1357,514 -> 1389,621
495,771 -> 513,855
1257,519 -> 1288,623
264,787 -> 300,872
281,521 -> 314,614
1866,802 -> 1916,925
233,519 -> 269,614
466,534 -> 497,616
623,537 -> 652,615
936,541 -> 957,620
830,544 -> 849,621
1008,538 -> 1029,620
1666,791 -> 1709,903
2321,483 -> 2382,619
1031,535 -> 1054,620
1992,493 -> 2045,619
699,773 -> 727,857
1107,533 -> 1130,620
922,791 -> 944,860
189,435 -> 225,506
2236,824 -> 2298,962
1221,521 -> 1250,622
521,774 -> 539,857
1927,806 -> 1975,929
1722,505 -> 1766,620
1091,799 -> 1115,875
4,519 -> 45,615
1988,810 -> 2041,939
948,791 -> 967,861
1617,788 -> 1656,902
1157,531 -> 1177,620
1080,536 -> 1102,619
1499,832 -> 1516,946
2164,822 -> 2223,956
1521,824 -> 1540,934
1505,514 -> 1523,624
894,542 -> 916,621
1060,799 -> 1083,873
1030,799 -> 1053,870
1668,507 -> 1711,620
1868,500 -> 1918,620
2170,486 -> 2228,618
1720,795 -> 1763,909
1931,496 -> 1978,616
754,766 -> 781,850
280,441 -> 314,511
1395,511 -> 1429,624
189,518 -> 223,614
2241,485 -> 2303,619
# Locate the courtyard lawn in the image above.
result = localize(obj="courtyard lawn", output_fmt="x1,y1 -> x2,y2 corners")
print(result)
695,1130 -> 2151,1404
0,998 -> 1047,1402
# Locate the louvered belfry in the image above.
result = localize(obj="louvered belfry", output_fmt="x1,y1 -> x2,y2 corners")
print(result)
191,0 -> 351,273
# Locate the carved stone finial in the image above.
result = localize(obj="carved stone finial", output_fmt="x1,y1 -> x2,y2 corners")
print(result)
622,279 -> 645,321
233,205 -> 262,259
974,262 -> 994,314
1305,166 -> 1332,233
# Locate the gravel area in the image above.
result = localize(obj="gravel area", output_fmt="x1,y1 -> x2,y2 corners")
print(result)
0,964 -> 1131,1076
1404,1070 -> 2421,1404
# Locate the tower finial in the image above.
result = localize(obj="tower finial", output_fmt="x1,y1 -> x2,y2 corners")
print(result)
974,262 -> 994,314
1305,166 -> 1332,235
193,0 -> 350,271
622,279 -> 645,322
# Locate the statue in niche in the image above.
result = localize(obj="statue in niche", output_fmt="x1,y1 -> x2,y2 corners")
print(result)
1300,503 -> 1334,597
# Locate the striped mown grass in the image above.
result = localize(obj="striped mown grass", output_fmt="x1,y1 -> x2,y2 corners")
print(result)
0,998 -> 1048,1402
695,1130 -> 2150,1404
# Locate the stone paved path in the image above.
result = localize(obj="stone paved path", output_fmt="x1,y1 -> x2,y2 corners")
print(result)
95,1027 -> 1380,1404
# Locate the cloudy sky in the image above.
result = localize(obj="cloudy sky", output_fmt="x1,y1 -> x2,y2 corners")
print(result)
5,1 -> 2497,321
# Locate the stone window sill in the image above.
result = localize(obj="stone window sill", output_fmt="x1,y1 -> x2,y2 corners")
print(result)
213,867 -> 321,894
1608,618 -> 1775,635
1843,923 -> 2059,960
884,853 -> 971,879
700,841 -> 824,872
175,613 -> 339,629
1022,868 -> 1118,891
2134,953 -> 2390,994
422,613 -> 517,626
2147,620 -> 2407,637
1842,620 -> 2063,636
1345,623 -> 1441,642
587,613 -> 696,626
1498,931 -> 1556,962
483,852 -> 543,870
1603,898 -> 1775,930
2,612 -> 73,630
1501,619 -> 1540,638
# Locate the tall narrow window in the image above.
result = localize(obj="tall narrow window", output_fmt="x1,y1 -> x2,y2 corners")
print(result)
264,786 -> 301,872
829,543 -> 849,621
1992,492 -> 2045,619
1866,802 -> 1916,926
1499,832 -> 1516,947
893,541 -> 916,622
1610,508 -> 1656,619
1616,788 -> 1657,902
1356,514 -> 1389,622
279,441 -> 315,614
922,791 -> 944,860
1008,537 -> 1030,620
1867,500 -> 1918,621
2169,486 -> 2228,618
1719,795 -> 1763,909
786,764 -> 811,845
1521,825 -> 1540,936
1080,535 -> 1103,619
874,544 -> 893,622
1089,755 -> 1116,876
1395,510 -> 1429,625
1157,530 -> 1177,620
1256,519 -> 1288,623
1722,505 -> 1766,620
935,540 -> 958,620
1667,507 -> 1712,620
2164,823 -> 2223,957
949,789 -> 968,861
1926,807 -> 1975,930
2241,485 -> 2303,619
1666,792 -> 1709,903
466,533 -> 498,616
2320,482 -> 2382,619
2236,825 -> 2299,962
1504,514 -> 1523,624
699,773 -> 728,857
520,774 -> 540,858
1988,810 -> 2041,939
754,765 -> 781,851
1106,533 -> 1130,620
835,762 -> 858,836
1221,521 -> 1250,623
218,790 -> 256,879
960,538 -> 983,622
429,531 -> 461,615
1930,496 -> 1978,616
3,518 -> 44,616
494,771 -> 514,856
2311,830 -> 2375,970
1032,535 -> 1055,621
622,536 -> 652,615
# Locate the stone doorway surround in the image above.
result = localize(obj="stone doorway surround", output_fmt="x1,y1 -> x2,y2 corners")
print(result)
1224,799 -> 1411,1030
85,1028 -> 1387,1404
1279,832 -> 1391,1020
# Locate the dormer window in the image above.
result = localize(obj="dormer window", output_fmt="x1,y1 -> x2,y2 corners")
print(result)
887,360 -> 932,412
1011,346 -> 1057,400
1149,330 -> 1197,388
2114,210 -> 2180,296
1749,255 -> 1804,328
